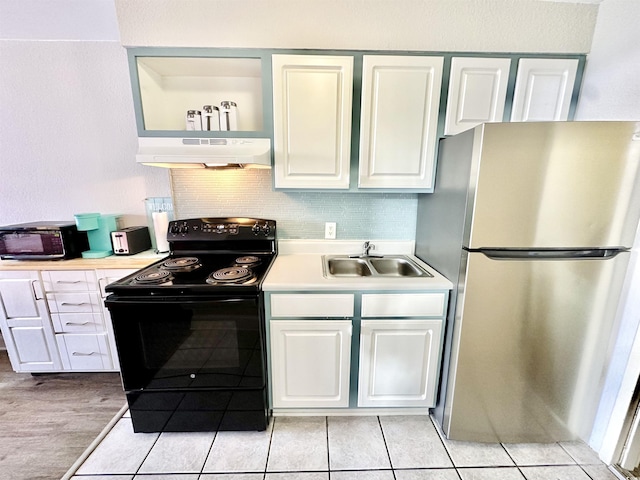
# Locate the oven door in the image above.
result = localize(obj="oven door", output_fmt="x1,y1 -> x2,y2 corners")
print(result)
106,295 -> 268,432
107,296 -> 265,391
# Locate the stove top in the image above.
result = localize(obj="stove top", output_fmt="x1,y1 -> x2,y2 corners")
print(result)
105,217 -> 276,296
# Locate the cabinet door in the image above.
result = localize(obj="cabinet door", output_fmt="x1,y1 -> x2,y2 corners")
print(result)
444,57 -> 511,135
272,54 -> 353,189
358,55 -> 443,190
270,320 -> 352,408
358,319 -> 442,407
0,272 -> 61,372
510,58 -> 579,122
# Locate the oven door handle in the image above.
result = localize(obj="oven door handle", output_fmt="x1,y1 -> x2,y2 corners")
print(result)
106,296 -> 256,305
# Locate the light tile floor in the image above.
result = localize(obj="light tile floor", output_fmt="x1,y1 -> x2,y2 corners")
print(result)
67,412 -> 618,480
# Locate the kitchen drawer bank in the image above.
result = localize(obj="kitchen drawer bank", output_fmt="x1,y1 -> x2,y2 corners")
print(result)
0,251 -> 161,373
263,254 -> 452,414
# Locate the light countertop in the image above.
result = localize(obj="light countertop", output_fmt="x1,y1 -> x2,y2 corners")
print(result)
263,240 -> 452,292
0,250 -> 165,271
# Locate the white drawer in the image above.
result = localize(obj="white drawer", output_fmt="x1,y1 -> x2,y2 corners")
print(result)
51,312 -> 105,333
55,333 -> 113,370
361,293 -> 446,318
270,294 -> 355,318
46,292 -> 102,313
42,270 -> 98,292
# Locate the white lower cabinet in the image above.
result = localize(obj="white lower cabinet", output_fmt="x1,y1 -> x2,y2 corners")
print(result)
0,271 -> 61,372
267,290 -> 446,412
0,267 -> 138,373
270,320 -> 352,408
43,269 -> 115,371
96,268 -> 137,370
358,319 -> 442,407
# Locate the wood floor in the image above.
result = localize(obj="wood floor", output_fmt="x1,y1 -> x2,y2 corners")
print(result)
0,349 -> 126,480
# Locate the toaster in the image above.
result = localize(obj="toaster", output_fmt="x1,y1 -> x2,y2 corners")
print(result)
111,226 -> 151,255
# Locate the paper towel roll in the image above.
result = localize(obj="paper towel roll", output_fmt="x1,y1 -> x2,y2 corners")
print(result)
152,212 -> 170,253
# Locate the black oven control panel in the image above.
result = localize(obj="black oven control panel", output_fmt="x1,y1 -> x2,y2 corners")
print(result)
167,217 -> 276,240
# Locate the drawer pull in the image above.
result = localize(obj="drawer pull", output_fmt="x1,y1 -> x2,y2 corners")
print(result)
65,321 -> 90,326
61,302 -> 89,306
56,280 -> 82,284
72,351 -> 98,356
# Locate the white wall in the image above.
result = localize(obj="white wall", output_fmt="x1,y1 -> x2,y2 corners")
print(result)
575,0 -> 640,461
115,0 -> 597,52
0,0 -> 170,227
576,0 -> 640,120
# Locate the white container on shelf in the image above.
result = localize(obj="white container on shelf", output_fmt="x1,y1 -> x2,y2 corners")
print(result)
186,110 -> 202,130
219,101 -> 238,131
201,105 -> 220,131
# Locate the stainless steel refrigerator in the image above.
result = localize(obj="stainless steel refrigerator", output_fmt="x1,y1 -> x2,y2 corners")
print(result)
416,121 -> 640,443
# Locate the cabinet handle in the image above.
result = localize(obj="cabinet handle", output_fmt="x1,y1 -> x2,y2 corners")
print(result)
98,277 -> 107,298
65,321 -> 90,326
31,280 -> 42,300
61,302 -> 89,306
56,280 -> 82,284
71,351 -> 98,356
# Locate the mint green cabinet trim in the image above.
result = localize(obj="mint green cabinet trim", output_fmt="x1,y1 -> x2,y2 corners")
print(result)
127,47 -> 585,193
126,47 -> 274,139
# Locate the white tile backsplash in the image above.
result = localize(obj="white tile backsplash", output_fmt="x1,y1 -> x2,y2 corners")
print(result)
170,169 -> 417,240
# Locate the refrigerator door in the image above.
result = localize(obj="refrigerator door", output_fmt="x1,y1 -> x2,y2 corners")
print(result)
443,249 -> 631,443
465,122 -> 640,250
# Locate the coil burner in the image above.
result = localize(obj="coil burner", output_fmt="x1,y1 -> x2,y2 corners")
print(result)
235,255 -> 262,268
160,256 -> 202,273
206,266 -> 257,285
132,270 -> 173,285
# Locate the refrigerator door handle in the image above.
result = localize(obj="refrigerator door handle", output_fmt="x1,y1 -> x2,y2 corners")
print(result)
471,248 -> 626,260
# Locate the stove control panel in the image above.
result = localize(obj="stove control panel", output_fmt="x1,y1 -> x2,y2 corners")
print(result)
167,218 -> 276,241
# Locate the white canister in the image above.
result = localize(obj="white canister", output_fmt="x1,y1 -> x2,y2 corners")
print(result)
201,105 -> 220,131
219,101 -> 238,131
186,110 -> 202,131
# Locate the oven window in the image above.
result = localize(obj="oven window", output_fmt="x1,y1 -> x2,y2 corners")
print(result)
109,298 -> 264,391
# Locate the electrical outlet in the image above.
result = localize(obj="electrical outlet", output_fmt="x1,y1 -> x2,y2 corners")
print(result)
325,222 -> 337,239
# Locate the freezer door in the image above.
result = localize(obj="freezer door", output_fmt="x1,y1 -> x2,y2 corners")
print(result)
443,250 -> 630,443
466,122 -> 640,249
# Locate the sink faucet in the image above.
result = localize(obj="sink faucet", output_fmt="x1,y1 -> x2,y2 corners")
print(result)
349,241 -> 382,258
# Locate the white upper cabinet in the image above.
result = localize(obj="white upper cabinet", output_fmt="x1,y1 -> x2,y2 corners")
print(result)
358,55 -> 444,190
272,54 -> 354,189
444,57 -> 511,136
510,58 -> 579,122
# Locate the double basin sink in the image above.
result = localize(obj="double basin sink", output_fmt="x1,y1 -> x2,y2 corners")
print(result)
323,255 -> 433,278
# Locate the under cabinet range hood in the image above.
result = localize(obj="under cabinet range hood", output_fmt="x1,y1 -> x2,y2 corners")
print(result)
136,137 -> 271,169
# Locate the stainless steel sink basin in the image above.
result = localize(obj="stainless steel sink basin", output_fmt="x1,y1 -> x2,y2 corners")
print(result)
369,257 -> 426,277
326,257 -> 373,277
323,255 -> 432,278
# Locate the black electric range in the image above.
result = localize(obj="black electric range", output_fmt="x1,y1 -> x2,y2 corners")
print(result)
105,217 -> 276,433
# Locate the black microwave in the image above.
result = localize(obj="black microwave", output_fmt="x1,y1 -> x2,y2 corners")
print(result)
0,221 -> 89,260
